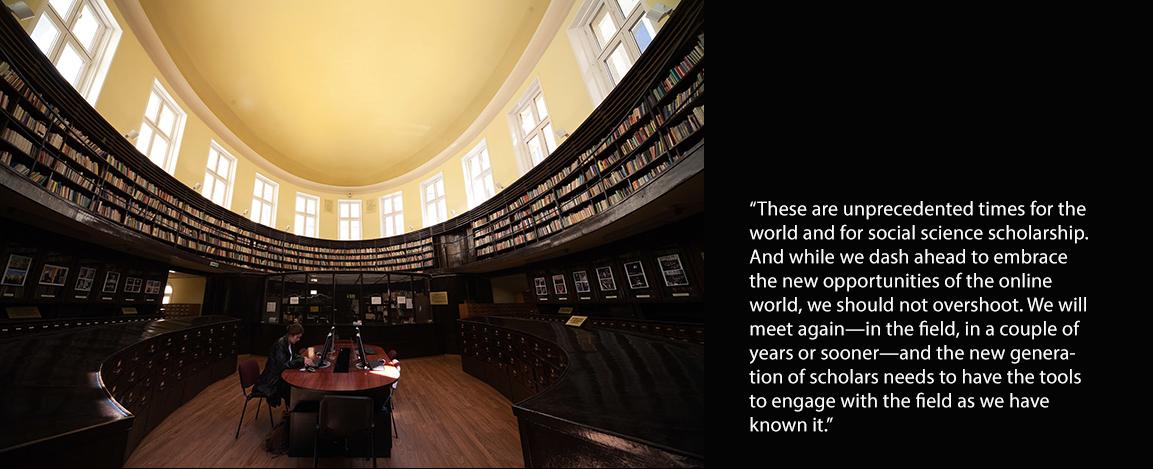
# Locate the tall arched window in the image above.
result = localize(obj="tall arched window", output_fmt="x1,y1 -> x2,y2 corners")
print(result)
163,283 -> 173,304
27,0 -> 123,105
507,78 -> 558,175
462,140 -> 496,208
138,79 -> 187,174
379,191 -> 404,237
567,0 -> 660,107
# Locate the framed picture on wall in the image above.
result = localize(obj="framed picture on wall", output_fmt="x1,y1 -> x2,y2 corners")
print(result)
124,277 -> 142,293
552,274 -> 568,295
596,266 -> 617,291
2,254 -> 32,287
102,272 -> 120,294
624,261 -> 649,289
39,264 -> 68,286
657,254 -> 690,286
145,280 -> 161,295
534,277 -> 548,296
573,270 -> 591,293
74,267 -> 96,291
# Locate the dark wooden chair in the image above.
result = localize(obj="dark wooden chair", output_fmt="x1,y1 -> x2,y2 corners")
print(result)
236,358 -> 274,439
315,395 -> 376,467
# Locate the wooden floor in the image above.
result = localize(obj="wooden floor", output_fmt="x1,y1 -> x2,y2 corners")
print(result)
125,354 -> 524,468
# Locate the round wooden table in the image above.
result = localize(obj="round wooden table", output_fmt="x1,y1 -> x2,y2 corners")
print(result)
281,340 -> 399,458
282,340 -> 400,392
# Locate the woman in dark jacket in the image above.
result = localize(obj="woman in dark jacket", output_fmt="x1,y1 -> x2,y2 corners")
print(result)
253,323 -> 314,407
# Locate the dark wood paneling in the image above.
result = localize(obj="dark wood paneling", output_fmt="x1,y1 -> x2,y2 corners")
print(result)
460,316 -> 703,467
0,316 -> 239,467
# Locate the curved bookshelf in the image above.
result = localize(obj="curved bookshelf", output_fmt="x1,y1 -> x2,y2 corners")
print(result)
0,0 -> 704,275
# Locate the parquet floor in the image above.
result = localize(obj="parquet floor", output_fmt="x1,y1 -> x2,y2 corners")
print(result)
125,354 -> 524,468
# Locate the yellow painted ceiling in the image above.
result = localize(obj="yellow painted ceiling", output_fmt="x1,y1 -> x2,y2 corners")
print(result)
137,0 -> 551,187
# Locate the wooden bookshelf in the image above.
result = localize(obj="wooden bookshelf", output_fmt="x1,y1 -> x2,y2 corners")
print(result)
473,30 -> 704,261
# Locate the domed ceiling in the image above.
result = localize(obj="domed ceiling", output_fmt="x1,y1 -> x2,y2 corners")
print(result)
133,0 -> 552,188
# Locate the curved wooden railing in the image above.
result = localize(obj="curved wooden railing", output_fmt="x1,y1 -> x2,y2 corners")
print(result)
0,316 -> 240,467
458,316 -> 704,467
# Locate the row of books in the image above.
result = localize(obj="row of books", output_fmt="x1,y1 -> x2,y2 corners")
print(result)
482,142 -> 603,234
101,190 -> 126,209
9,104 -> 47,138
554,172 -> 587,200
536,218 -> 563,238
651,38 -> 705,102
534,206 -> 558,227
665,106 -> 704,146
475,33 -> 705,259
269,237 -> 434,257
2,150 -> 35,181
630,156 -> 676,193
619,117 -> 662,155
560,179 -> 605,214
266,245 -> 435,262
612,95 -> 658,142
0,61 -> 50,116
55,139 -> 103,175
483,170 -> 604,247
96,200 -> 122,222
511,206 -> 534,223
661,71 -> 703,124
561,203 -> 601,229
52,159 -> 96,191
507,179 -> 553,213
529,192 -> 557,212
2,125 -> 34,154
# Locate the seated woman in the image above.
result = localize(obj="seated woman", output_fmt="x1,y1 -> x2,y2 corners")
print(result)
253,323 -> 315,407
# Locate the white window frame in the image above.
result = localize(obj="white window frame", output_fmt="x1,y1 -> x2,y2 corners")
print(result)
251,173 -> 278,228
507,78 -> 559,176
420,173 -> 447,227
26,0 -> 122,106
201,141 -> 236,208
338,199 -> 362,241
136,79 -> 186,174
461,139 -> 496,209
567,0 -> 660,107
294,192 -> 319,238
379,191 -> 404,237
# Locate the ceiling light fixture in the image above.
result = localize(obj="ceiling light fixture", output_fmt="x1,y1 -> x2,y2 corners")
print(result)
7,2 -> 34,20
646,4 -> 673,23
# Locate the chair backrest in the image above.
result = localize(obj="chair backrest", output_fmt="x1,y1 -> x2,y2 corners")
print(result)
319,395 -> 374,436
239,358 -> 261,389
387,350 -> 397,360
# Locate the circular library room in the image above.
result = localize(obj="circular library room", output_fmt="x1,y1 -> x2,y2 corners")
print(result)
1,0 -> 704,467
